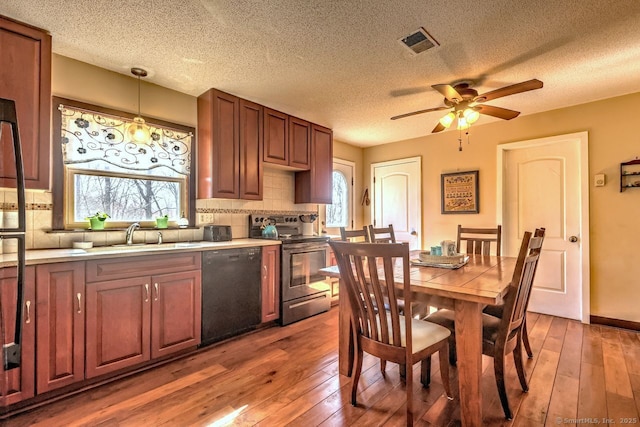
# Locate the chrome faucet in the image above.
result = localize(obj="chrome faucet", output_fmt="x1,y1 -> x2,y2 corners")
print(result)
125,222 -> 140,245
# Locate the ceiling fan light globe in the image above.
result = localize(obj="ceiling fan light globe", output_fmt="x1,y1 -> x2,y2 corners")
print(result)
439,112 -> 455,128
127,116 -> 151,143
457,117 -> 469,130
463,108 -> 480,123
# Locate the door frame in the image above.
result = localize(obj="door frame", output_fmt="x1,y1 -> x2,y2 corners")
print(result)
371,156 -> 422,248
496,131 -> 590,323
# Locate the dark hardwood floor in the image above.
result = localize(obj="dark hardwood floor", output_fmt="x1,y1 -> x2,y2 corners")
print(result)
4,307 -> 640,426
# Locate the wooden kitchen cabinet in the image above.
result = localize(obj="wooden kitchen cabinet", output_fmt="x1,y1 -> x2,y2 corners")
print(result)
0,15 -> 51,190
239,98 -> 263,200
85,254 -> 201,378
35,262 -> 85,393
198,89 -> 263,200
288,116 -> 311,169
295,124 -> 333,204
197,88 -> 240,199
0,266 -> 35,406
261,245 -> 280,323
263,107 -> 289,166
264,109 -> 311,170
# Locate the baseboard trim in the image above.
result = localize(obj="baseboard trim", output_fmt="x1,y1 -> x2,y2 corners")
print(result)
590,315 -> 640,331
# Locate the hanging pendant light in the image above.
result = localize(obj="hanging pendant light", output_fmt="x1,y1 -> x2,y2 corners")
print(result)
127,67 -> 151,143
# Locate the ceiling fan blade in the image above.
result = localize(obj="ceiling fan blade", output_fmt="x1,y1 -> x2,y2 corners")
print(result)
432,84 -> 463,102
476,105 -> 521,120
432,122 -> 446,133
390,106 -> 448,120
476,79 -> 543,102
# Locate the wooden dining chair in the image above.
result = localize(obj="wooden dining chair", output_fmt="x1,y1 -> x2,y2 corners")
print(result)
339,227 -> 370,242
424,230 -> 544,420
329,240 -> 452,426
367,224 -> 396,243
483,227 -> 546,358
456,224 -> 502,256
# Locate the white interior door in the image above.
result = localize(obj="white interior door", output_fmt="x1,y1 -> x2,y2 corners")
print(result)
499,132 -> 589,322
372,157 -> 421,250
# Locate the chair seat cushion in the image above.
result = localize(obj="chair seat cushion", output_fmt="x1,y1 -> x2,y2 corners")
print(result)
378,313 -> 451,352
424,309 -> 502,344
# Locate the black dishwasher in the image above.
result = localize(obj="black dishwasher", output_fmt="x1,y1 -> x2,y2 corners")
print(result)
201,247 -> 262,346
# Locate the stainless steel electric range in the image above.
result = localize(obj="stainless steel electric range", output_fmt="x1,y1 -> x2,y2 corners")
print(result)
249,214 -> 331,325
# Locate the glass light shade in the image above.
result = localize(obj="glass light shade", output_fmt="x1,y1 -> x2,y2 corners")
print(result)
457,116 -> 470,130
127,116 -> 151,143
463,108 -> 480,124
439,112 -> 456,128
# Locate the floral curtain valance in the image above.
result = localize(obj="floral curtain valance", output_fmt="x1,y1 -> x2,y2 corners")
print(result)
60,104 -> 192,176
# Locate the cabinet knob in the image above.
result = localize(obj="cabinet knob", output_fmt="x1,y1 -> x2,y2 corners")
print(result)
154,283 -> 159,301
144,284 -> 150,302
76,293 -> 82,314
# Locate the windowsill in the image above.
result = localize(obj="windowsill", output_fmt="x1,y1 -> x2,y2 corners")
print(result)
46,226 -> 200,234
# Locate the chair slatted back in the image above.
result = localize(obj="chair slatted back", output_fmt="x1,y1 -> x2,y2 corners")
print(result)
367,224 -> 396,243
457,224 -> 502,256
339,227 -> 370,242
329,241 -> 412,352
501,229 -> 545,340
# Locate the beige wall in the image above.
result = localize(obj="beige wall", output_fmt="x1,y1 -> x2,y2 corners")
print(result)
362,91 -> 640,323
52,55 -> 196,127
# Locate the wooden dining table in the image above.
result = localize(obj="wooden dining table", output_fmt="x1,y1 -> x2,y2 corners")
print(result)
320,252 -> 517,427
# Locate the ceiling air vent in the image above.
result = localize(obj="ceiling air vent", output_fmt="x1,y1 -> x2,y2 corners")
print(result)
398,27 -> 439,55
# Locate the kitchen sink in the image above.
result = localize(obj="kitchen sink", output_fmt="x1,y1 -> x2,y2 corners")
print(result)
84,242 -> 202,253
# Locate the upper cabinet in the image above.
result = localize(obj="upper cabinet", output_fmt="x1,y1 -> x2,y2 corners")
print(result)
288,116 -> 311,169
295,124 -> 333,204
198,89 -> 263,200
263,108 -> 311,170
198,88 -> 331,202
0,16 -> 52,190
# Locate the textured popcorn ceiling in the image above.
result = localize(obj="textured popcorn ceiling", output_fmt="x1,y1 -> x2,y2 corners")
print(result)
2,0 -> 640,146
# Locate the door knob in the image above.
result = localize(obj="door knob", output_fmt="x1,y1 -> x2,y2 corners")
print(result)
569,236 -> 578,243
410,231 -> 418,236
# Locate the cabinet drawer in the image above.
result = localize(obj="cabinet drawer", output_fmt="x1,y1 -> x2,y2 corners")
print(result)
86,252 -> 201,283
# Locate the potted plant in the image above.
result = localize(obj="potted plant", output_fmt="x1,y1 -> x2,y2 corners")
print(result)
156,214 -> 169,229
86,211 -> 110,230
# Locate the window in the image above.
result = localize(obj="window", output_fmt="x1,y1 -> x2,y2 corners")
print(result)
52,97 -> 195,229
325,159 -> 355,229
326,171 -> 348,227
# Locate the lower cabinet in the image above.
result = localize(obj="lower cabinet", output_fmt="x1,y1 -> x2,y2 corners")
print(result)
0,266 -> 35,406
85,270 -> 201,379
261,245 -> 280,323
35,262 -> 85,394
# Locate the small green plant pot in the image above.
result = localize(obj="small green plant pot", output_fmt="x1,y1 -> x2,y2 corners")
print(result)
89,218 -> 105,230
156,217 -> 169,229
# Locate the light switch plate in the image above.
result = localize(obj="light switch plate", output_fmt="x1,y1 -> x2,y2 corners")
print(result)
594,173 -> 605,187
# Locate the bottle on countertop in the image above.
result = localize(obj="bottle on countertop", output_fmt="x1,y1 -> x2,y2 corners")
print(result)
177,212 -> 189,228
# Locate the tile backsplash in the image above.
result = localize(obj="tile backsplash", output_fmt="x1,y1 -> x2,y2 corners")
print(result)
0,168 -> 318,253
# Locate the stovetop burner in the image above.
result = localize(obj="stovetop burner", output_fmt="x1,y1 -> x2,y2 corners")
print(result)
248,214 -> 329,244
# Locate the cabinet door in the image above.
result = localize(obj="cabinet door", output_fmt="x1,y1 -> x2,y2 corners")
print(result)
0,266 -> 35,406
35,262 -> 85,393
261,245 -> 280,323
295,124 -> 333,203
85,277 -> 151,379
151,270 -> 201,359
0,16 -> 51,190
197,88 -> 239,199
289,117 -> 311,170
263,107 -> 289,166
239,99 -> 263,200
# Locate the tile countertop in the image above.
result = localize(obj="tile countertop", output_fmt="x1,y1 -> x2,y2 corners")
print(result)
0,239 -> 281,268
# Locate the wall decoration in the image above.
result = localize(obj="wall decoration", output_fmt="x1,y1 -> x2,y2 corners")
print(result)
441,170 -> 479,214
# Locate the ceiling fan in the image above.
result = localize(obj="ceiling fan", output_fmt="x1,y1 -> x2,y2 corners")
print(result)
391,79 -> 543,133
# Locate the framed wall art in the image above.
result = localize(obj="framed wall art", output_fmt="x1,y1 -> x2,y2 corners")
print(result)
441,170 -> 479,214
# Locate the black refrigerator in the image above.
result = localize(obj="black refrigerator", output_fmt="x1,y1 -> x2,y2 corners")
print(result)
0,98 -> 27,377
